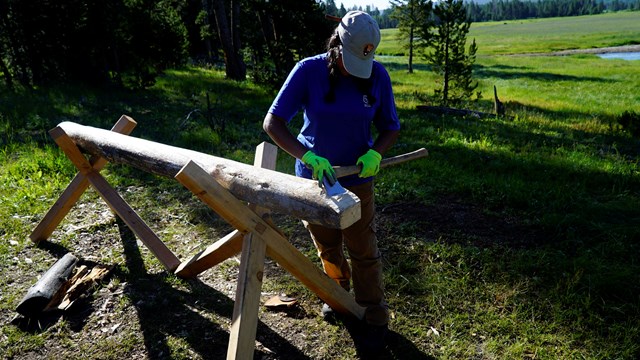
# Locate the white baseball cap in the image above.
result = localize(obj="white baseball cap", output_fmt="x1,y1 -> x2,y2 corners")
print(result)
337,11 -> 381,79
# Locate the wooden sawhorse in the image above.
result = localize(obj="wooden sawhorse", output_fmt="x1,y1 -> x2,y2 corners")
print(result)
31,116 -> 365,359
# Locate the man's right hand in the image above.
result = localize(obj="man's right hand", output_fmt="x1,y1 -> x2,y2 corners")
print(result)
301,151 -> 337,186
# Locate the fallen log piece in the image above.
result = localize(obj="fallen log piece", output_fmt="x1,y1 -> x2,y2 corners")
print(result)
54,122 -> 360,229
16,253 -> 78,317
417,105 -> 512,119
53,264 -> 112,311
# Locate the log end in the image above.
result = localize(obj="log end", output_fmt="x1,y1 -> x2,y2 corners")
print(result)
15,295 -> 53,318
283,176 -> 362,229
329,192 -> 361,230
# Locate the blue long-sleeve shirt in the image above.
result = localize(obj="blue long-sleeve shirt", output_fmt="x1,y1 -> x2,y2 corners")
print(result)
268,53 -> 400,186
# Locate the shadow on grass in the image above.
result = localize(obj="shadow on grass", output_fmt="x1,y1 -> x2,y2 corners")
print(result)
11,224 -> 305,358
377,103 -> 640,356
114,215 -> 432,359
379,58 -> 616,83
407,105 -> 640,230
340,316 -> 434,360
408,100 -> 638,159
379,197 -> 640,356
113,217 -> 310,359
474,63 -> 616,83
24,204 -> 434,358
379,60 -> 433,73
0,70 -> 272,153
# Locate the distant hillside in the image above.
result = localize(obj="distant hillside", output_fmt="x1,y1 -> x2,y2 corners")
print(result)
466,0 -> 639,23
321,0 -> 639,29
467,0 -> 639,4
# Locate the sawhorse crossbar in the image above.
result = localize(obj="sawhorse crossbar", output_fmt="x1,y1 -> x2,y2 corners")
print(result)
31,116 -> 365,359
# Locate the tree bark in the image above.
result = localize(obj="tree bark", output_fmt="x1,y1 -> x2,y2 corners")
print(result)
211,0 -> 246,80
54,122 -> 361,229
200,0 -> 215,61
0,51 -> 12,89
257,9 -> 281,75
408,25 -> 414,73
231,0 -> 242,57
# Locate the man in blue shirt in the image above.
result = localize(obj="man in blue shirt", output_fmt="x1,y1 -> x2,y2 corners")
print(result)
263,10 -> 400,351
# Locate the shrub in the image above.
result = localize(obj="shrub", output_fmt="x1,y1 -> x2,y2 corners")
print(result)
616,111 -> 640,138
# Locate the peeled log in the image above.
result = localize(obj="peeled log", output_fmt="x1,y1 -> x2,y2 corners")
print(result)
54,122 -> 360,229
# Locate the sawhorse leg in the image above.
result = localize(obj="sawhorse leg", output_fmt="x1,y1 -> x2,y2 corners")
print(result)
227,142 -> 276,359
175,158 -> 366,360
30,115 -> 137,243
46,124 -> 181,271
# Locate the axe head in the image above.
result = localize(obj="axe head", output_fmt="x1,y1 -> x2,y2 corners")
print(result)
322,176 -> 347,196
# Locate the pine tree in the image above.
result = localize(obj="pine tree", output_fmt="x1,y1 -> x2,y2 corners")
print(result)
391,0 -> 433,73
422,0 -> 478,106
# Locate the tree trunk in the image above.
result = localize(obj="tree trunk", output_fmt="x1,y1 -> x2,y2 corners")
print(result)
408,26 -> 414,73
231,0 -> 242,57
200,0 -> 215,61
211,0 -> 246,80
54,122 -> 361,230
442,37 -> 450,106
257,9 -> 282,75
0,50 -> 13,89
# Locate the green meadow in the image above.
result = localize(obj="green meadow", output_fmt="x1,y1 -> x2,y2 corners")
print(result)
380,11 -> 640,56
1,11 -> 639,359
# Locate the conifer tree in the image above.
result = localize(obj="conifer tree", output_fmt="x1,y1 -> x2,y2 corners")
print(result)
391,0 -> 433,73
422,0 -> 478,106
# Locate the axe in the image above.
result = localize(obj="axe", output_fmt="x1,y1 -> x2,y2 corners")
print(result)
323,148 -> 429,196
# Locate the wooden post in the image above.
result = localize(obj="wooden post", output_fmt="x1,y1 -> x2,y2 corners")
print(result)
48,126 -> 181,271
174,230 -> 244,278
227,142 -> 276,359
30,115 -> 137,243
227,231 -> 267,359
175,143 -> 281,279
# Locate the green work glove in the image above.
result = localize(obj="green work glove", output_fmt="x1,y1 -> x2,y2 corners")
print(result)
356,149 -> 382,178
301,150 -> 337,186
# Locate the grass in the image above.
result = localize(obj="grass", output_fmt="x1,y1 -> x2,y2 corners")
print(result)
379,11 -> 640,56
2,10 -> 640,360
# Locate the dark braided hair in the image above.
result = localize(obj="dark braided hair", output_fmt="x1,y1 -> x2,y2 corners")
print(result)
325,32 -> 377,105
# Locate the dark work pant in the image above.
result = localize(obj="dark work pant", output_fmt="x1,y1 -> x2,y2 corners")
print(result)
305,181 -> 388,326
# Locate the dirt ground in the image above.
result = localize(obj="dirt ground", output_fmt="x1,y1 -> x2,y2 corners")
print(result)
2,191 -> 549,359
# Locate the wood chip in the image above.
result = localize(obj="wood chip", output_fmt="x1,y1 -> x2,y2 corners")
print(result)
48,264 -> 113,311
264,294 -> 297,308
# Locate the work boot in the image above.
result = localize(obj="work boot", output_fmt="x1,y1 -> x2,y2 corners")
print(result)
321,280 -> 350,322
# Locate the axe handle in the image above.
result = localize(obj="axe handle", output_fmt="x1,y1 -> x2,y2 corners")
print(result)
333,148 -> 428,178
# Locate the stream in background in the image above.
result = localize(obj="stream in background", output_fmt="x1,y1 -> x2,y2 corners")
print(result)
597,52 -> 640,60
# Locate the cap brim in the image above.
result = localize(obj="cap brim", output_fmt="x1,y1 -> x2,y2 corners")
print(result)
342,48 -> 374,79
